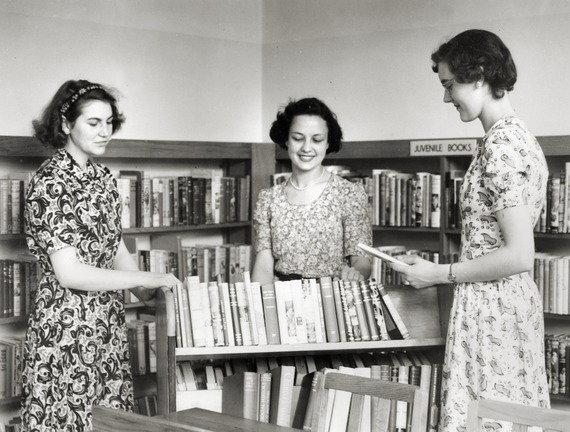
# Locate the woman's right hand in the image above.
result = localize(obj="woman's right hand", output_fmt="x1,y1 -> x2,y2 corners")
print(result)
141,271 -> 182,290
390,255 -> 446,289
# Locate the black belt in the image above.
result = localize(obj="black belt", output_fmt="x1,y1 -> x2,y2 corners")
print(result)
274,270 -> 303,281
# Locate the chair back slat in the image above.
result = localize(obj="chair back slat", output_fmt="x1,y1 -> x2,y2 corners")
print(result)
467,400 -> 570,432
315,371 -> 428,432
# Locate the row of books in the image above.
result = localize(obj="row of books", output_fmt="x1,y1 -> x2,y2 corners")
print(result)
125,240 -> 252,288
369,170 -> 441,229
272,169 -> 442,229
446,164 -> 570,235
0,336 -> 23,400
545,333 -> 570,396
126,313 -> 157,376
176,350 -> 433,391
539,163 -> 570,234
213,350 -> 442,432
172,272 -> 411,350
0,178 -> 25,235
534,254 -> 570,315
0,259 -> 39,319
116,170 -> 250,229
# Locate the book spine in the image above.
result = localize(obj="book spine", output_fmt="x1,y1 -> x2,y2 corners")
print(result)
339,280 -> 355,342
301,279 -> 318,344
378,284 -> 411,339
243,372 -> 259,420
261,284 -> 281,345
235,282 -> 253,346
359,280 -> 379,341
368,279 -> 390,341
343,281 -> 361,341
319,277 -> 340,343
290,280 -> 308,344
250,281 -> 268,345
219,281 -> 234,346
229,283 -> 243,346
258,372 -> 272,423
350,280 -> 370,341
332,279 -> 347,342
172,283 -> 184,348
243,273 -> 259,345
309,279 -> 325,343
208,281 -> 225,346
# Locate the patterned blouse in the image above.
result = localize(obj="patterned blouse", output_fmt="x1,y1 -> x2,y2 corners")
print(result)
254,174 -> 372,279
22,149 -> 132,431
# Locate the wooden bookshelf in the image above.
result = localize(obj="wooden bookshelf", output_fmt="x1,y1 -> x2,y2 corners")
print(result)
0,137 -> 275,424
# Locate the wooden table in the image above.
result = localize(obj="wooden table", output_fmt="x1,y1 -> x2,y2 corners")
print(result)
93,406 -> 297,432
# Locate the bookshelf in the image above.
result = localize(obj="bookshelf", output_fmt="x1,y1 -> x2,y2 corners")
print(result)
0,136 -> 275,426
278,136 -> 570,409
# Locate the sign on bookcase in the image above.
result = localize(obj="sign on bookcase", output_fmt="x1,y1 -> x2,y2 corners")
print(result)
410,139 -> 476,156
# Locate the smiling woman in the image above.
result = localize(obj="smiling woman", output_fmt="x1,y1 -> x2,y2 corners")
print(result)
251,97 -> 372,286
22,79 -> 182,432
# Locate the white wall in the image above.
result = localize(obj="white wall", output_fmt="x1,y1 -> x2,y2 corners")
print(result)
262,0 -> 570,141
0,0 -> 263,142
2,1 -> 569,143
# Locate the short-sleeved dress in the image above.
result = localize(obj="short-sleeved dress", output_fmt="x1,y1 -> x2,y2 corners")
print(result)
22,149 -> 132,432
440,116 -> 550,432
253,173 -> 372,279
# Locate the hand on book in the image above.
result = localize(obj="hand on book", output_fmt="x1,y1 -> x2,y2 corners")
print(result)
340,264 -> 365,281
388,255 -> 445,289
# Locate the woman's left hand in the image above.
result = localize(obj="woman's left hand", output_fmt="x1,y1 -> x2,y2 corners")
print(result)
341,264 -> 365,281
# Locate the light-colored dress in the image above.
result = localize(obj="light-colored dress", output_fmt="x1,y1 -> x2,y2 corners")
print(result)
254,173 -> 372,279
22,149 -> 132,431
440,116 -> 550,431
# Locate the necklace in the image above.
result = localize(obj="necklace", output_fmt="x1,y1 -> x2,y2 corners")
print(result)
289,167 -> 327,191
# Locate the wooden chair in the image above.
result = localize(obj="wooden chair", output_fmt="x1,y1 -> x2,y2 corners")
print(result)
314,372 -> 428,432
467,399 -> 570,432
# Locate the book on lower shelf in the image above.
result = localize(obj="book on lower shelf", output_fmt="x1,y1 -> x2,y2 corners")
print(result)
177,350 -> 442,432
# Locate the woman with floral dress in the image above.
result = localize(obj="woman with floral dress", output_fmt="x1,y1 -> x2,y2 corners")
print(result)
252,97 -> 372,285
23,79 -> 181,431
390,30 -> 550,431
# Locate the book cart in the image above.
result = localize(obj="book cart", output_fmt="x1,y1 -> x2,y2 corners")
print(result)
0,136 -> 275,426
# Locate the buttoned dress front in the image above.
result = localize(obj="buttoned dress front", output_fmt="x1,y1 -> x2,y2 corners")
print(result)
22,149 -> 132,432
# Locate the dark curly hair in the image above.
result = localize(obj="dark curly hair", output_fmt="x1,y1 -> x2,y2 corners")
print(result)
33,79 -> 125,149
269,97 -> 343,154
431,29 -> 517,99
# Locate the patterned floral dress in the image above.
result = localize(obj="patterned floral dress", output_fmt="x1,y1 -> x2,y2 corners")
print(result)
253,173 -> 372,279
22,149 -> 133,431
440,116 -> 550,432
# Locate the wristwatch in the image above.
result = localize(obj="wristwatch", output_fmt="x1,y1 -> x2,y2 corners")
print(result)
448,263 -> 457,283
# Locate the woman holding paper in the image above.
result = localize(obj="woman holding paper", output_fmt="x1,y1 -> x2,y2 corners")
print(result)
252,97 -> 372,286
390,29 -> 550,431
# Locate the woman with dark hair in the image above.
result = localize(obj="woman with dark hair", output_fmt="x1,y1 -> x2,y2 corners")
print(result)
252,97 -> 372,286
390,30 -> 550,431
22,79 -> 181,431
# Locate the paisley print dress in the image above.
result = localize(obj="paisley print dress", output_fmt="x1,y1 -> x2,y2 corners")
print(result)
254,174 -> 372,279
22,149 -> 132,431
440,116 -> 550,432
